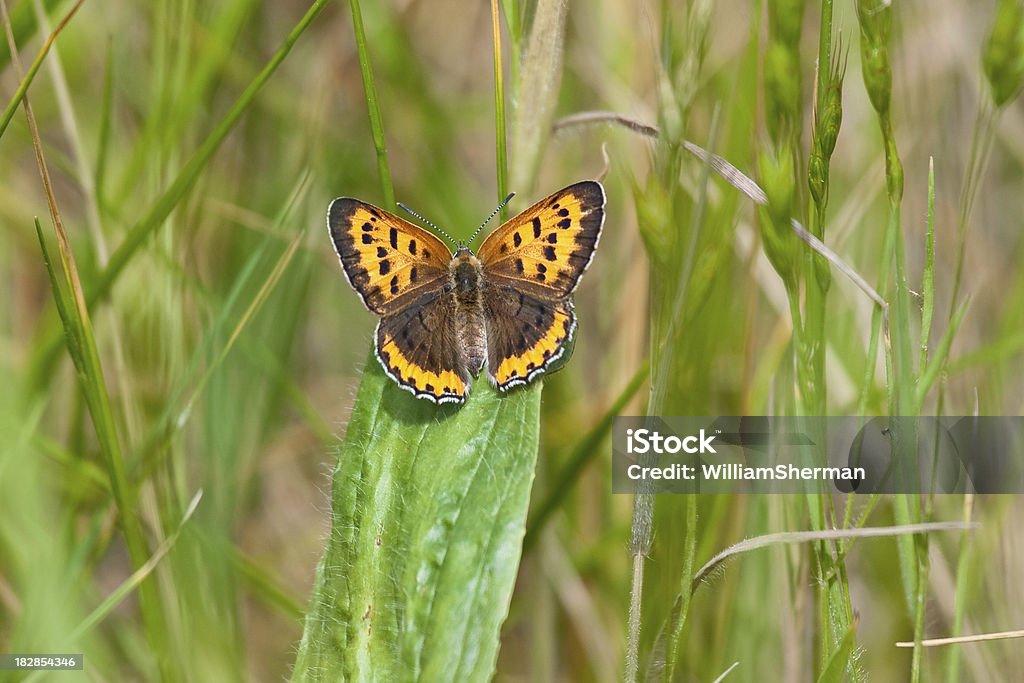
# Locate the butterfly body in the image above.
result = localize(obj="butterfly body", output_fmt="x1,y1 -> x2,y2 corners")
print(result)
329,181 -> 605,404
448,248 -> 489,375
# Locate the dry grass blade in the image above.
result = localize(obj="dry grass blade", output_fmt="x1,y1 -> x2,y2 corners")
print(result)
694,522 -> 979,588
552,110 -> 660,138
896,630 -> 1024,648
712,661 -> 741,683
681,138 -> 888,314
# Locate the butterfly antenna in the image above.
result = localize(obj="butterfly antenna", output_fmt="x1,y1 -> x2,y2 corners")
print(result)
466,192 -> 515,246
397,202 -> 459,248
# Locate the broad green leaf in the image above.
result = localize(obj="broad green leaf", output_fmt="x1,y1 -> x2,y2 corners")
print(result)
293,355 -> 540,682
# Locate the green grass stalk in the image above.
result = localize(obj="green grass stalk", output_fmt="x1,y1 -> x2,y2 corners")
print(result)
491,0 -> 509,219
349,0 -> 395,209
919,159 -> 936,372
856,3 -> 926,679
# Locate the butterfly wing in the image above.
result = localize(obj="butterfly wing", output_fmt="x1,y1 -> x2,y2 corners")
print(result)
376,292 -> 471,403
476,181 -> 605,301
328,198 -> 452,315
329,198 -> 468,402
484,285 -> 575,391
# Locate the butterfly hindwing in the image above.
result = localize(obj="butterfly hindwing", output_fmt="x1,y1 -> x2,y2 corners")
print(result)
484,285 -> 576,390
328,198 -> 451,315
477,181 -> 605,301
376,292 -> 471,403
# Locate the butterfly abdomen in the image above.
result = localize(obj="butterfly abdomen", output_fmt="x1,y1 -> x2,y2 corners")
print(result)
450,251 -> 488,373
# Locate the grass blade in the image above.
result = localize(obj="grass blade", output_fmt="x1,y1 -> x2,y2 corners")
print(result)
492,0 -> 509,218
0,0 -> 61,69
0,0 -> 82,140
349,0 -> 395,209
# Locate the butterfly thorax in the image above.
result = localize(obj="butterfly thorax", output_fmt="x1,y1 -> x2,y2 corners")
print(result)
449,248 -> 487,373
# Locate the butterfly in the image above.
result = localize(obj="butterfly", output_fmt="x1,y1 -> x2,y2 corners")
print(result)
327,181 -> 605,404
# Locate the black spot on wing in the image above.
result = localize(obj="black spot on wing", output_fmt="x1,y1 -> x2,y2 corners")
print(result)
361,233 -> 373,244
557,218 -> 572,229
532,216 -> 541,238
379,260 -> 391,276
557,208 -> 569,217
389,228 -> 398,249
544,246 -> 557,261
513,232 -> 522,247
362,222 -> 373,231
409,239 -> 417,255
376,246 -> 388,258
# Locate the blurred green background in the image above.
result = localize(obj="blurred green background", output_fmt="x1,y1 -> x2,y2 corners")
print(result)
1,0 -> 1023,680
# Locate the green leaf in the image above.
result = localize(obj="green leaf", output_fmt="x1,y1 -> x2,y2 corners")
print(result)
292,355 -> 540,681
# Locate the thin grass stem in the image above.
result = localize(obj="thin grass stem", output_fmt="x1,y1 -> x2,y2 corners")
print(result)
349,0 -> 395,209
491,0 -> 509,220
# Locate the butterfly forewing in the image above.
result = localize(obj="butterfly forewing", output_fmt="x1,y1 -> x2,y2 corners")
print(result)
328,198 -> 451,315
477,181 -> 605,301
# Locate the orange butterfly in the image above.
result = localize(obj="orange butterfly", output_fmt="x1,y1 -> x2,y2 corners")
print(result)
328,181 -> 605,404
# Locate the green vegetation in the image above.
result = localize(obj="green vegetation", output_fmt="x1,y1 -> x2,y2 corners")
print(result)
2,1 -> 1023,681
